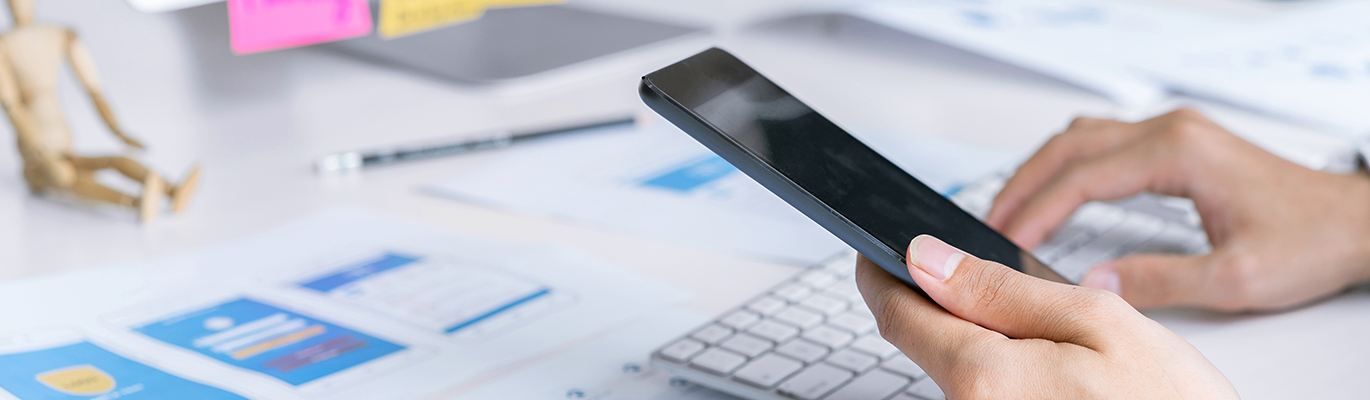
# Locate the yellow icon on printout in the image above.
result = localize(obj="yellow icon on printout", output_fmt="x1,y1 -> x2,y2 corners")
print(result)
35,365 -> 115,395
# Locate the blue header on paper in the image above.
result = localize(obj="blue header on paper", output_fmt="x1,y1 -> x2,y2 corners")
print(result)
299,253 -> 420,293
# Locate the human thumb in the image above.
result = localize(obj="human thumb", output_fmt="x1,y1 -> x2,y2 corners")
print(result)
906,235 -> 1128,344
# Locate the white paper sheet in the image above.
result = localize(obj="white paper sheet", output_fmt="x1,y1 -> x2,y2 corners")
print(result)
842,0 -> 1235,107
1143,1 -> 1370,136
423,120 -> 1024,266
837,0 -> 1370,137
0,207 -> 691,400
423,121 -> 846,266
448,308 -> 740,400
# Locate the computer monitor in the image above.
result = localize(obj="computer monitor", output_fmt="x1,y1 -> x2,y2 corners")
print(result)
124,0 -> 217,13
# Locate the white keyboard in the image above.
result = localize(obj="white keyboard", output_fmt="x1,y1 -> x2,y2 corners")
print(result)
650,173 -> 1212,400
652,252 -> 942,400
951,172 -> 1210,282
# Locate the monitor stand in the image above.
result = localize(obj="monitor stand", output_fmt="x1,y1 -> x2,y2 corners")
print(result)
325,5 -> 704,85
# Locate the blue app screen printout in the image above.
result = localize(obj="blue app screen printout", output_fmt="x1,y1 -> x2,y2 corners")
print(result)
134,298 -> 404,386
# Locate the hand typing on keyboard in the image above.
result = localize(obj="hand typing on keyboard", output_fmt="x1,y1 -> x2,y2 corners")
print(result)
858,235 -> 1237,399
986,108 -> 1370,311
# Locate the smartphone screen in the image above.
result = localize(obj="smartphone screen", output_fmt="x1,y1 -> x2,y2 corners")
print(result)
644,48 -> 1062,284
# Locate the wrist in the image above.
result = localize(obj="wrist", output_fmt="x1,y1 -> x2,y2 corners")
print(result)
1345,173 -> 1370,284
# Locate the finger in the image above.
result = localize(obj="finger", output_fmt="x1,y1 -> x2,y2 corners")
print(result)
986,117 -> 1144,230
1081,254 -> 1219,310
905,235 -> 1131,349
854,255 -> 1005,377
999,141 -> 1187,249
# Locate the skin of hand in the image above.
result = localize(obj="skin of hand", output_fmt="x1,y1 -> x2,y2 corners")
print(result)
986,108 -> 1370,311
856,235 -> 1238,399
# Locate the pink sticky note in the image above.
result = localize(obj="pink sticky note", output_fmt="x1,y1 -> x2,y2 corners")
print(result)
228,0 -> 374,54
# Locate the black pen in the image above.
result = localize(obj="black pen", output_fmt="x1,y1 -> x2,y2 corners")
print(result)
315,115 -> 636,173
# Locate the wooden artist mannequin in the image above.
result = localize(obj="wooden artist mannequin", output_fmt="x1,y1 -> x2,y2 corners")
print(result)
0,0 -> 200,222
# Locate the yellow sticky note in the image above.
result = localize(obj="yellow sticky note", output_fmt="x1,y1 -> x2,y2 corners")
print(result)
378,0 -> 487,39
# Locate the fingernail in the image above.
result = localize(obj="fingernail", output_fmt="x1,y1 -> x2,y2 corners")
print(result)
1081,267 -> 1121,295
907,235 -> 965,281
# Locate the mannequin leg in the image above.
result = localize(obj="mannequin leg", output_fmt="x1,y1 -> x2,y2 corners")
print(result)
139,173 -> 165,223
69,173 -> 135,208
69,156 -> 168,222
69,156 -> 150,182
72,156 -> 178,196
23,165 -> 47,194
170,165 -> 201,214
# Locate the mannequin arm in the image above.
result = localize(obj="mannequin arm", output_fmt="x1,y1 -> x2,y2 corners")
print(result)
66,31 -> 143,149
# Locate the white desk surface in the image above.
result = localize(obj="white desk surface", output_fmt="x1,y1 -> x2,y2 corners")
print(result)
1,0 -> 1366,398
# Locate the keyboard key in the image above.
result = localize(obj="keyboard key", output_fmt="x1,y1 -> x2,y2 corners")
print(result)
748,320 -> 800,343
1035,225 -> 1098,263
848,299 -> 873,316
775,339 -> 829,363
1037,203 -> 1127,263
797,270 -> 838,289
772,283 -> 814,302
1188,238 -> 1213,254
719,310 -> 761,330
822,260 -> 856,277
1130,223 -> 1206,256
823,369 -> 910,400
775,363 -> 853,400
881,356 -> 927,379
849,335 -> 902,359
823,281 -> 863,302
1155,195 -> 1201,227
773,306 -> 824,330
1054,213 -> 1165,282
799,293 -> 849,316
905,377 -> 945,400
720,334 -> 773,358
690,324 -> 733,345
658,338 -> 705,363
825,348 -> 879,373
827,313 -> 876,335
747,296 -> 788,316
732,353 -> 804,389
801,326 -> 854,349
1070,202 -> 1128,230
690,347 -> 747,375
893,393 -> 926,400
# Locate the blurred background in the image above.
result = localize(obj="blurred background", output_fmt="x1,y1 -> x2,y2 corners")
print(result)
0,0 -> 1367,399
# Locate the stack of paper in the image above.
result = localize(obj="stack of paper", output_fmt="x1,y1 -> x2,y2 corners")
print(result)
0,208 -> 690,400
1143,1 -> 1370,135
840,0 -> 1370,137
842,0 -> 1236,107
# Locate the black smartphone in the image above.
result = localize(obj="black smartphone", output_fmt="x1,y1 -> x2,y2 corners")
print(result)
640,48 -> 1066,291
